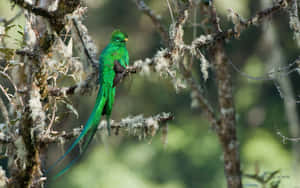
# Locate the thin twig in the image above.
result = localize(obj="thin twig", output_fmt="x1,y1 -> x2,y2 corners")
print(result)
0,71 -> 18,93
0,85 -> 11,102
46,98 -> 57,134
277,131 -> 300,143
165,0 -> 175,23
0,96 -> 9,125
0,71 -> 24,107
192,0 -> 291,50
72,18 -> 98,68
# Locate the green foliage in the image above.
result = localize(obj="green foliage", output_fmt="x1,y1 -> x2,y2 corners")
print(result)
0,47 -> 15,60
0,24 -> 25,60
1,24 -> 25,48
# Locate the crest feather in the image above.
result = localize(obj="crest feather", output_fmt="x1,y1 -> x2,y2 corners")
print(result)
111,29 -> 128,39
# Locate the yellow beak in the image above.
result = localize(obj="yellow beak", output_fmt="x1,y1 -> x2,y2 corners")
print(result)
124,38 -> 128,42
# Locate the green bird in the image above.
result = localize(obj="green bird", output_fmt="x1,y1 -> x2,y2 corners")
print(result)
46,30 -> 129,179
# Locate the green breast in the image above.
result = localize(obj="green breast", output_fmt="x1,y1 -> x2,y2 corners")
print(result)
99,43 -> 129,85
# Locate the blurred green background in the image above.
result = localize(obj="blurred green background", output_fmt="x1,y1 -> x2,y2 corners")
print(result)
1,0 -> 300,187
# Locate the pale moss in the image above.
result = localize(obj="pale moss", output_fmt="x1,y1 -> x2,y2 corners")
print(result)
29,84 -> 46,127
15,137 -> 27,169
24,20 -> 37,48
199,52 -> 210,81
172,78 -> 187,93
0,166 -> 7,188
227,8 -> 245,36
154,48 -> 171,77
191,35 -> 213,53
0,26 -> 4,35
47,0 -> 59,11
133,58 -> 152,76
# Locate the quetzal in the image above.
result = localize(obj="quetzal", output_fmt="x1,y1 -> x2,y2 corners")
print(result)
47,30 -> 129,179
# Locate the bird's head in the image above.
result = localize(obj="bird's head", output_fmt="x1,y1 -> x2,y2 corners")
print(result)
111,30 -> 128,46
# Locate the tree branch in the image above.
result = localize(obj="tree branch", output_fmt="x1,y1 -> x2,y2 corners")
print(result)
39,112 -> 173,144
11,0 -> 54,19
287,0 -> 300,46
49,0 -> 293,98
11,0 -> 80,32
72,18 -> 98,68
209,2 -> 242,188
193,0 -> 291,50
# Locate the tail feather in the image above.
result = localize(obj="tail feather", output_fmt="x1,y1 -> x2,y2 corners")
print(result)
46,122 -> 92,174
52,126 -> 98,180
46,86 -> 107,175
106,116 -> 111,136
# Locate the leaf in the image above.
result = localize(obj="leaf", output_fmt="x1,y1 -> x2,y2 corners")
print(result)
0,48 -> 15,60
17,30 -> 24,36
270,180 -> 281,188
5,24 -> 16,33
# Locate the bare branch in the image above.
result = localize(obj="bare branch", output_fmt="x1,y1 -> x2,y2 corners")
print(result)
240,0 -> 289,27
192,0 -> 291,51
0,84 -> 11,102
287,0 -> 300,46
72,18 -> 98,68
277,131 -> 300,143
0,96 -> 9,125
